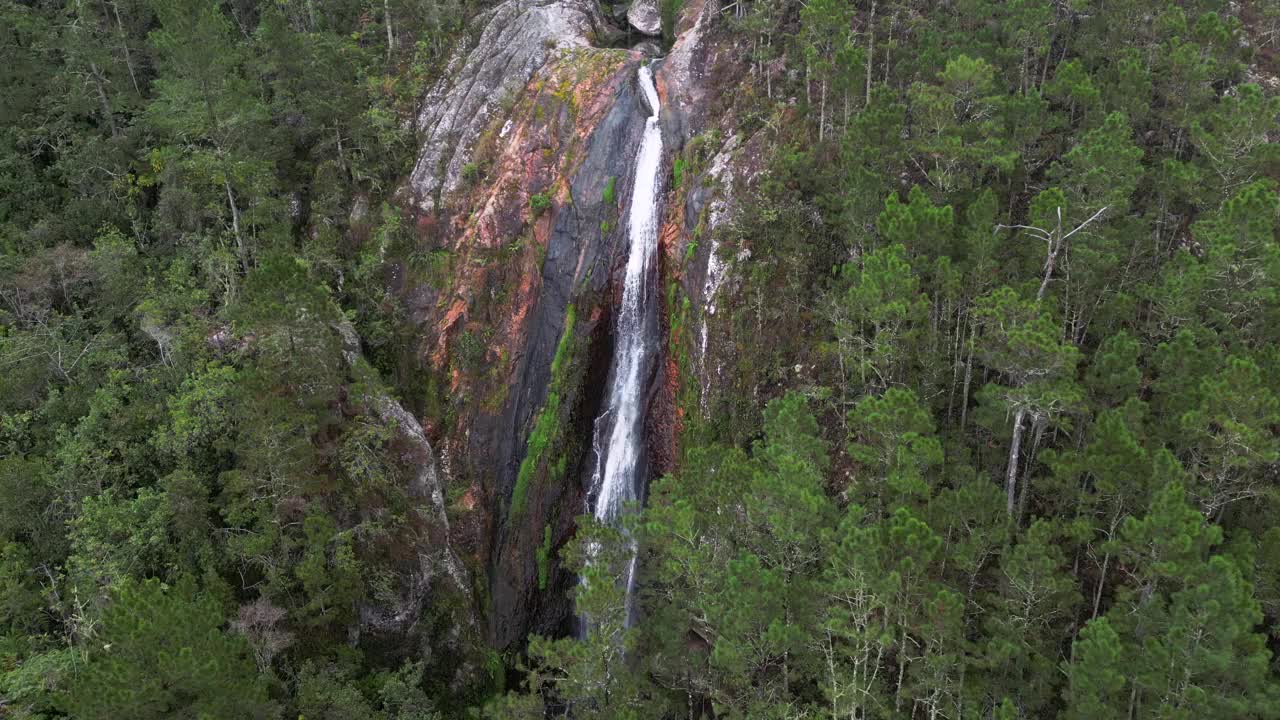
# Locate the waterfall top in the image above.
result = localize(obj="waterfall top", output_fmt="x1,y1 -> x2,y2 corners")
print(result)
638,64 -> 661,118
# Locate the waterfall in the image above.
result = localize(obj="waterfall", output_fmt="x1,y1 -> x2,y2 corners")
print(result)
586,64 -> 664,625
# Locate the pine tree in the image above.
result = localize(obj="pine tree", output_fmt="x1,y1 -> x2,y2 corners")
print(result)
972,286 -> 1082,516
1065,481 -> 1279,719
61,578 -> 277,719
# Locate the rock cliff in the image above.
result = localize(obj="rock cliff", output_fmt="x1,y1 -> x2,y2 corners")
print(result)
389,0 -> 765,654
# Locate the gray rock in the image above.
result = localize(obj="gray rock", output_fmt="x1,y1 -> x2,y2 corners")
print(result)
627,0 -> 661,36
406,0 -> 604,213
483,69 -> 650,650
333,320 -> 475,651
632,39 -> 662,57
654,0 -> 714,138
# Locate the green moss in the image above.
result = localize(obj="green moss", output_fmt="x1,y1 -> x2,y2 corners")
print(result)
536,524 -> 553,590
603,176 -> 616,205
510,390 -> 559,518
549,303 -> 577,378
510,303 -> 578,520
672,156 -> 689,189
551,75 -> 578,120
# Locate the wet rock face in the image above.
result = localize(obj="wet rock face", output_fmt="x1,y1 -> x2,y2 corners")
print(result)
405,0 -> 604,214
388,0 -> 763,658
394,0 -> 650,649
627,0 -> 661,36
482,73 -> 650,651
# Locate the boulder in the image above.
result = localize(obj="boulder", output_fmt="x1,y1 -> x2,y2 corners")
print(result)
626,0 -> 661,36
632,39 -> 662,57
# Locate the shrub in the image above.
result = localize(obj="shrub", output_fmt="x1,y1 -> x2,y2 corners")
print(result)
530,192 -> 553,217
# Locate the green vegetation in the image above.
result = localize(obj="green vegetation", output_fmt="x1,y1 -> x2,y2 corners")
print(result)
63,578 -> 275,719
659,0 -> 683,47
536,524 -> 553,590
511,303 -> 578,519
3,0 -> 1280,718
0,0 -> 473,716
490,1 -> 1280,718
671,156 -> 689,189
461,161 -> 481,184
529,192 -> 553,217
455,327 -> 491,372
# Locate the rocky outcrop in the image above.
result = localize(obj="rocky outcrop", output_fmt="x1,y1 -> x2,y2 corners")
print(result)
626,0 -> 661,36
393,0 -> 669,651
334,320 -> 480,680
485,75 -> 655,647
654,0 -> 717,140
387,0 -> 768,657
643,0 -> 776,454
405,0 -> 606,214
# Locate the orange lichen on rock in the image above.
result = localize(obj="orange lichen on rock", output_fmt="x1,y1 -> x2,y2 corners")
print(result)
459,487 -> 478,511
659,213 -> 685,270
433,297 -> 470,369
503,268 -> 541,370
417,46 -> 639,408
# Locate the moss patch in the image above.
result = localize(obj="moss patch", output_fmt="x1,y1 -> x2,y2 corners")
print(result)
510,303 -> 580,519
536,524 -> 553,590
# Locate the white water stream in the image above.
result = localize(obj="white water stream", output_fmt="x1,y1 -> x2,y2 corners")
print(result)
587,64 -> 664,625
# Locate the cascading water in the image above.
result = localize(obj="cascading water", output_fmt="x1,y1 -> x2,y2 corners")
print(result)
586,64 -> 664,626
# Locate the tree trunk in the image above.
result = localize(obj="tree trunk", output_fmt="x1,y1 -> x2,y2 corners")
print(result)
335,126 -> 347,174
805,58 -> 812,109
1092,550 -> 1110,619
384,0 -> 395,63
110,1 -> 141,95
1006,407 -> 1027,516
88,61 -> 119,138
818,78 -> 827,142
1037,208 -> 1063,301
225,180 -> 246,265
883,8 -> 895,85
864,0 -> 875,107
1017,418 -> 1045,522
959,322 -> 975,434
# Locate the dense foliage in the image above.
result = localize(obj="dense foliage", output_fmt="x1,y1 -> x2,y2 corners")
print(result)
496,0 -> 1280,718
2,0 -> 1279,718
1,0 -> 474,715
